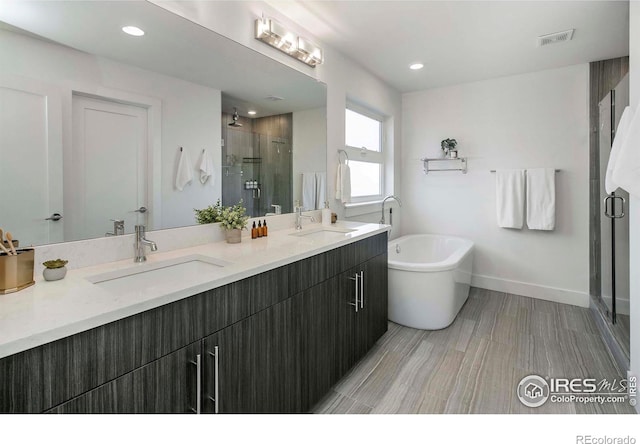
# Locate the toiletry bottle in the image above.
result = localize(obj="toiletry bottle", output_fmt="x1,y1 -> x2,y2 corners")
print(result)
263,219 -> 268,236
251,221 -> 257,239
322,201 -> 331,227
257,220 -> 263,237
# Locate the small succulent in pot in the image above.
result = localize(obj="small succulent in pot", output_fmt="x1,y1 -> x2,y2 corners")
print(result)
43,259 -> 68,269
441,138 -> 458,156
42,259 -> 68,282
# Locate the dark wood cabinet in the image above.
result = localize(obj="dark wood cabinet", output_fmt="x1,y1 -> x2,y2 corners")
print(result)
48,342 -> 201,413
1,232 -> 388,414
202,297 -> 296,413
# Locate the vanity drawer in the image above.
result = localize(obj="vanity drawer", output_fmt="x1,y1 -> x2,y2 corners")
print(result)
289,232 -> 388,295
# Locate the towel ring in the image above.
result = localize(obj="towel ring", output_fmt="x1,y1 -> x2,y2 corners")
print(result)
338,149 -> 349,163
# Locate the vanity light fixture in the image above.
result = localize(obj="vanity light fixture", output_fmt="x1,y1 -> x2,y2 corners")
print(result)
122,26 -> 145,37
255,16 -> 324,67
409,63 -> 424,70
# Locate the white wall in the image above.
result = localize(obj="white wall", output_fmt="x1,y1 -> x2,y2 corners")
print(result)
0,29 -> 222,233
292,107 -> 327,209
628,0 -> 639,413
153,1 -> 402,222
402,65 -> 590,307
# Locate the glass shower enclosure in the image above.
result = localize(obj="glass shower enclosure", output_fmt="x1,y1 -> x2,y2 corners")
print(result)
596,74 -> 630,360
222,124 -> 292,218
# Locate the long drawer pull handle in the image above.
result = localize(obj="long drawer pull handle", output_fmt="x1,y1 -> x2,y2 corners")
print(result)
189,354 -> 202,414
360,271 -> 364,309
208,347 -> 220,414
347,273 -> 359,312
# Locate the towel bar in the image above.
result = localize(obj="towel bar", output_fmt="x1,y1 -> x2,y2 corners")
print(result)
490,169 -> 561,173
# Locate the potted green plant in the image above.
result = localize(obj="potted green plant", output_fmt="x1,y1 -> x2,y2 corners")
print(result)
219,200 -> 250,243
441,138 -> 458,158
194,199 -> 223,224
42,259 -> 68,281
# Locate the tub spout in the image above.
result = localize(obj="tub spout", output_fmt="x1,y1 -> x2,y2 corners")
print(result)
380,195 -> 402,225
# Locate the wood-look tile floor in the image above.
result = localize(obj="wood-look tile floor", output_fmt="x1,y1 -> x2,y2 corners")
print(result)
312,288 -> 635,414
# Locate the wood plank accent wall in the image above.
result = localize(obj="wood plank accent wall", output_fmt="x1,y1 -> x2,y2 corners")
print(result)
589,57 -> 629,299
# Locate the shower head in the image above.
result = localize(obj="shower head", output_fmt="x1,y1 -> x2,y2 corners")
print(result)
228,108 -> 243,127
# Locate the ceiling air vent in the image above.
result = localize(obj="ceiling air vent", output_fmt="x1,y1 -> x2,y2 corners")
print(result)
537,29 -> 574,47
265,95 -> 284,101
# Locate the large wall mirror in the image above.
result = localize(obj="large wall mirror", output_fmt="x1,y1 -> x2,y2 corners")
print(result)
0,1 -> 327,247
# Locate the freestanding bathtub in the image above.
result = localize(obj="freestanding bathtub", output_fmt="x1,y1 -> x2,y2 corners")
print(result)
388,234 -> 474,330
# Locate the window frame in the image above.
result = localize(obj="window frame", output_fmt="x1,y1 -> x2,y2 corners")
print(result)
344,104 -> 385,203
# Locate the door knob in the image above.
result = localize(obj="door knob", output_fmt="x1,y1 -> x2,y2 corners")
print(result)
133,206 -> 148,213
45,213 -> 63,221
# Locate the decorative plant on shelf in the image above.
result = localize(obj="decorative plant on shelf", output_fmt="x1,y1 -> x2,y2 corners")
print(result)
194,199 -> 223,224
441,138 -> 458,158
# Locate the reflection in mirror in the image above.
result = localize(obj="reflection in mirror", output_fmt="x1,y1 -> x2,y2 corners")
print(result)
0,0 -> 326,246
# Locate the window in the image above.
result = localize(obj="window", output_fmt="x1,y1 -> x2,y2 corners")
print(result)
344,106 -> 384,202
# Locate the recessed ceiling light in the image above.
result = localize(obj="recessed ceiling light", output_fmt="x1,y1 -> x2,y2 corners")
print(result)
122,26 -> 145,37
409,63 -> 424,70
248,110 -> 257,115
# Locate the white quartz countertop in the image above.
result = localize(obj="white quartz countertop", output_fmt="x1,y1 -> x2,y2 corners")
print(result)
0,221 -> 389,359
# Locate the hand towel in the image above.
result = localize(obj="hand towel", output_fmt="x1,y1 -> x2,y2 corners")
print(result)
175,148 -> 193,191
612,105 -> 640,197
495,169 -> 525,229
302,172 -> 316,210
605,106 -> 634,193
315,172 -> 327,210
199,149 -> 214,185
335,163 -> 351,204
526,168 -> 556,231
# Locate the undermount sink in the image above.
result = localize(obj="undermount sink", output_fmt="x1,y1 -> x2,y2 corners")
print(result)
87,255 -> 231,295
289,226 -> 356,240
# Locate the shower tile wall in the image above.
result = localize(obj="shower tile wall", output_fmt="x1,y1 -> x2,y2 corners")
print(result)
221,112 -> 293,217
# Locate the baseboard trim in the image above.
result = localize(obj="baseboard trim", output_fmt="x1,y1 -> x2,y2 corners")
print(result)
599,295 -> 630,315
471,274 -> 589,308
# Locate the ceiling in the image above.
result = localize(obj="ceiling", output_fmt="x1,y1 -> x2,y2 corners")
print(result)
0,0 -> 326,117
267,0 -> 629,93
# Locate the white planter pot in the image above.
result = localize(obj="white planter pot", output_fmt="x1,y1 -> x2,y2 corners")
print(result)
43,266 -> 67,281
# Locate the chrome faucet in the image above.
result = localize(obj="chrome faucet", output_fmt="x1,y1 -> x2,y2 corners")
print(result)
295,206 -> 316,230
106,219 -> 125,237
134,224 -> 157,262
380,195 -> 402,225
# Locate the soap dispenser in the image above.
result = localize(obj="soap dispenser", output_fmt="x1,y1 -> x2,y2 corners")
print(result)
322,201 -> 331,226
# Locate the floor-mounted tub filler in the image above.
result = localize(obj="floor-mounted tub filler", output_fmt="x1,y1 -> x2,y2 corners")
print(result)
388,234 -> 474,330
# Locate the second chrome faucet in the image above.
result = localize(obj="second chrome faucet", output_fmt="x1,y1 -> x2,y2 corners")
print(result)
134,224 -> 157,262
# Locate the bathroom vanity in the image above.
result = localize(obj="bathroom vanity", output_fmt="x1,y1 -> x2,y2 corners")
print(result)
0,223 -> 388,413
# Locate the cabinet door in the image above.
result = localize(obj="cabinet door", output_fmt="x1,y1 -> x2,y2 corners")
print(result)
342,253 -> 389,368
361,253 -> 389,351
47,342 -> 202,413
202,298 -> 295,413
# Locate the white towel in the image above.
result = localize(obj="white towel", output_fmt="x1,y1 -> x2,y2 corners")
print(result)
335,163 -> 351,204
496,169 -> 525,229
612,105 -> 640,197
526,168 -> 556,231
302,172 -> 316,210
606,106 -> 635,194
175,148 -> 193,191
199,149 -> 214,185
315,172 -> 326,210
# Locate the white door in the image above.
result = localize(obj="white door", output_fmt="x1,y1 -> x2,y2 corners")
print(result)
0,77 -> 63,246
70,94 -> 148,241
